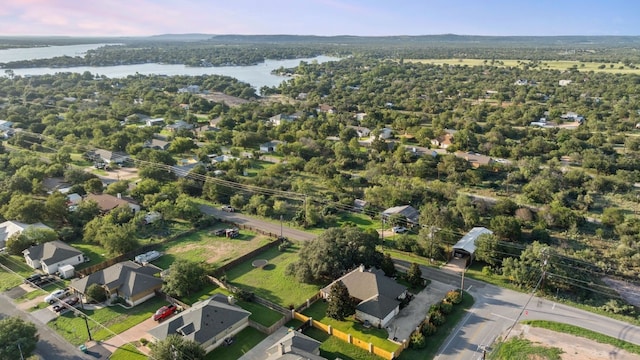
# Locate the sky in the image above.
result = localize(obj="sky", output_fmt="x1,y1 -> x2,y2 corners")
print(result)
1,0 -> 639,37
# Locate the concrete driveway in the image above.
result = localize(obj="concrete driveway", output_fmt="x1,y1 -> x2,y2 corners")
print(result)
90,316 -> 157,356
385,279 -> 450,343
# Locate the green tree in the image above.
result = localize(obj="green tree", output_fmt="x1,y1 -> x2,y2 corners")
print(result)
474,233 -> 500,267
406,262 -> 423,287
0,317 -> 38,360
380,253 -> 396,277
286,227 -> 382,283
150,334 -> 206,360
45,191 -> 70,226
6,228 -> 58,256
84,178 -> 104,194
490,216 -> 522,241
326,280 -> 355,321
1,194 -> 45,223
86,283 -> 107,303
163,260 -> 207,298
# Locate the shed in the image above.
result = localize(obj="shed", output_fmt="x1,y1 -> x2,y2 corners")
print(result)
59,264 -> 75,279
452,227 -> 493,262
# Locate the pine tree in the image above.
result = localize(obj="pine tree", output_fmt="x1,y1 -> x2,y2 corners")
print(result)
326,280 -> 355,321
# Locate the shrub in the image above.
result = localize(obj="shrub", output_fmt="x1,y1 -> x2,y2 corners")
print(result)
482,265 -> 494,276
440,301 -> 453,315
410,331 -> 427,349
234,288 -> 255,302
86,283 -> 107,303
446,289 -> 462,304
428,302 -> 441,315
430,310 -> 446,326
140,338 -> 149,346
421,322 -> 437,336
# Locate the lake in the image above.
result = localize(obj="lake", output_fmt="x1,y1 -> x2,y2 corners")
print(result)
0,43 -> 340,91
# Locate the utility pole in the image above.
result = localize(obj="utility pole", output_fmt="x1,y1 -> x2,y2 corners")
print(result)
280,215 -> 283,239
17,342 -> 24,360
460,266 -> 466,300
82,314 -> 92,341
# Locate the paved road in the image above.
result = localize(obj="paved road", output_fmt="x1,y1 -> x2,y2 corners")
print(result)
395,260 -> 640,360
0,293 -> 91,360
199,205 -> 318,241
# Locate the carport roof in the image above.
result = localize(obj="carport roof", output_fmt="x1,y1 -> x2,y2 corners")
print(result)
452,227 -> 493,255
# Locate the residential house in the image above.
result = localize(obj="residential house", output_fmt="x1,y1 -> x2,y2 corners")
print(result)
125,113 -> 150,124
260,140 -> 282,153
144,138 -> 171,151
372,127 -> 393,140
208,154 -> 238,164
70,260 -> 162,306
265,331 -> 325,360
165,120 -> 194,132
178,85 -> 201,94
320,266 -> 408,328
145,118 -> 165,127
85,193 -> 141,213
42,177 -> 73,194
66,193 -> 82,206
382,205 -> 420,226
94,149 -> 130,164
452,227 -> 494,264
23,240 -> 85,275
561,112 -> 585,123
148,294 -> 251,353
355,112 -> 367,121
353,199 -> 367,212
454,151 -> 494,168
316,104 -> 336,114
430,129 -> 457,149
269,113 -> 301,126
0,120 -> 14,130
0,220 -> 53,249
347,125 -> 371,138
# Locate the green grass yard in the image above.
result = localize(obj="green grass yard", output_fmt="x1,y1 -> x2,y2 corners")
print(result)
110,344 -> 147,360
489,337 -> 563,360
70,243 -> 109,270
151,227 -> 271,270
304,327 -> 383,360
225,244 -> 321,307
301,301 -> 397,352
0,254 -> 36,291
48,297 -> 166,346
204,327 -> 267,360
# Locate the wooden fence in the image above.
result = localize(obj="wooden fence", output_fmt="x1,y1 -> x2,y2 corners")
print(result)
294,291 -> 322,312
293,311 -> 400,360
155,290 -> 190,310
249,316 -> 290,335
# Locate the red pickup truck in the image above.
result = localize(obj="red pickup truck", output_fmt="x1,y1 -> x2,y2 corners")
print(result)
153,304 -> 177,321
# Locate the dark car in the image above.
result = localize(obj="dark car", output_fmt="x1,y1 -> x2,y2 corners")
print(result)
53,296 -> 80,312
153,304 -> 177,321
32,275 -> 56,287
24,274 -> 42,285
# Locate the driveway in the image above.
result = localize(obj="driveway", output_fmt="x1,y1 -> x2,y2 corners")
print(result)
385,279 -> 450,343
91,316 -> 157,355
238,326 -> 289,360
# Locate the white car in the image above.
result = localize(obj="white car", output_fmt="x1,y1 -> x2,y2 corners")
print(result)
392,226 -> 408,234
44,289 -> 68,304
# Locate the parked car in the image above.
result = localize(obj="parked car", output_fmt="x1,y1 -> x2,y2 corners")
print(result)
24,274 -> 42,285
32,275 -> 56,287
44,289 -> 69,304
213,228 -> 226,236
221,205 -> 234,212
392,226 -> 408,234
53,296 -> 80,312
225,228 -> 239,238
153,304 -> 177,321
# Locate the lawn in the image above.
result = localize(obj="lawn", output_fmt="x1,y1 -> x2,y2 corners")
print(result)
489,337 -> 563,360
0,254 -> 36,291
204,327 -> 267,360
302,301 -> 398,352
69,243 -> 108,270
337,213 -> 380,231
152,227 -> 271,269
398,292 -> 474,360
15,283 -> 58,302
110,344 -> 147,360
304,327 -> 383,360
48,297 -> 166,346
225,244 -> 321,307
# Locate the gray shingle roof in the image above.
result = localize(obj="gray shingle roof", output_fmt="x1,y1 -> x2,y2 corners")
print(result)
266,331 -> 323,359
382,205 -> 420,223
356,295 -> 401,319
71,261 -> 162,299
24,240 -> 83,266
148,294 -> 250,344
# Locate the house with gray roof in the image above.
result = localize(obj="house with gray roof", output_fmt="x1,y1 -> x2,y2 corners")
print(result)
0,220 -> 53,249
382,205 -> 420,225
265,331 -> 326,360
70,260 -> 162,306
23,240 -> 84,275
94,149 -> 130,164
320,265 -> 408,328
148,293 -> 251,353
144,138 -> 171,151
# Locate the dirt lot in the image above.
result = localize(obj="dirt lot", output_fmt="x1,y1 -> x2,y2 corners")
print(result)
199,92 -> 250,107
508,324 -> 639,360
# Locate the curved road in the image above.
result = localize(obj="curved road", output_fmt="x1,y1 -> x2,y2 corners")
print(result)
199,205 -> 317,241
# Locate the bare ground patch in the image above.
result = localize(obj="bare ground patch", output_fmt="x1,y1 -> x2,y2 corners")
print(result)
507,324 -> 639,360
602,277 -> 640,308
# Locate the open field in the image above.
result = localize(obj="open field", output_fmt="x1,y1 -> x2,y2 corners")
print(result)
151,227 -> 271,269
406,58 -> 640,74
225,244 -> 321,307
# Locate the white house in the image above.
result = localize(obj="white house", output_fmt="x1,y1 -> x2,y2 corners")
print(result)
0,221 -> 53,249
145,118 -> 165,127
23,241 -> 85,275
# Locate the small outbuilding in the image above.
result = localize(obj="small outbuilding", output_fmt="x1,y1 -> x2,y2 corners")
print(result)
58,264 -> 76,279
452,227 -> 493,265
